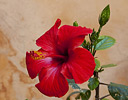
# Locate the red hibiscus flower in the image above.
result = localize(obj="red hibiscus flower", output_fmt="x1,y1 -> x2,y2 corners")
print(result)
26,19 -> 95,97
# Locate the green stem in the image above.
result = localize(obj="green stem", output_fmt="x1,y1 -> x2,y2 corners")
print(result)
93,26 -> 102,55
100,82 -> 109,86
92,48 -> 96,56
92,26 -> 102,100
100,94 -> 110,100
97,26 -> 102,36
94,71 -> 99,100
89,34 -> 93,53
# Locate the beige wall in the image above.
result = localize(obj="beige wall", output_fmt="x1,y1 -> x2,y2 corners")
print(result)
0,0 -> 128,100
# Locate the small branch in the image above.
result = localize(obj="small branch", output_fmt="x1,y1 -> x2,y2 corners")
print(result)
99,82 -> 109,86
92,50 -> 96,56
92,44 -> 96,56
100,94 -> 110,100
89,34 -> 93,53
97,26 -> 102,35
94,71 -> 99,100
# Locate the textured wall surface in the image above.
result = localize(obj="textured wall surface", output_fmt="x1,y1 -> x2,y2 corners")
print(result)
0,0 -> 128,100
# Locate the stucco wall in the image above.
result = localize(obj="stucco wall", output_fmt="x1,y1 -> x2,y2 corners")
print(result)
0,0 -> 128,100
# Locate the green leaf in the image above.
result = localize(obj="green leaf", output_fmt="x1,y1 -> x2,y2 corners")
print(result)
95,36 -> 116,50
67,91 -> 80,100
67,79 -> 80,89
95,39 -> 103,45
75,94 -> 81,100
88,77 -> 99,90
99,5 -> 110,27
102,98 -> 109,100
90,29 -> 98,42
94,59 -> 100,71
101,64 -> 117,68
80,92 -> 89,100
81,40 -> 90,50
67,89 -> 91,100
82,40 -> 86,45
98,68 -> 104,72
108,82 -> 128,100
73,21 -> 78,26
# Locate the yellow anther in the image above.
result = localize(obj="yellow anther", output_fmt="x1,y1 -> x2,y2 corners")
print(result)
31,51 -> 45,60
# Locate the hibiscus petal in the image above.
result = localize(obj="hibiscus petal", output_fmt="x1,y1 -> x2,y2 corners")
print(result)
36,19 -> 61,53
58,25 -> 92,50
61,63 -> 73,79
61,48 -> 95,84
36,66 -> 69,97
26,51 -> 52,79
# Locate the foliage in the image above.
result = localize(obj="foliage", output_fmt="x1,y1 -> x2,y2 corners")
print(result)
102,99 -> 109,100
101,64 -> 117,68
88,78 -> 99,90
108,83 -> 128,100
99,5 -> 110,27
67,89 -> 91,100
67,4 -> 128,100
94,59 -> 100,71
67,79 -> 80,89
95,36 -> 116,50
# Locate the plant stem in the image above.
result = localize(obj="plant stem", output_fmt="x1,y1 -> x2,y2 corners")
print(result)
92,43 -> 96,56
92,50 -> 96,56
92,26 -> 103,100
100,94 -> 110,100
94,71 -> 99,100
100,82 -> 109,86
97,26 -> 102,36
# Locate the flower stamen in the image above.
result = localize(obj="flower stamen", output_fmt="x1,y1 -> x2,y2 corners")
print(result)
30,51 -> 45,60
